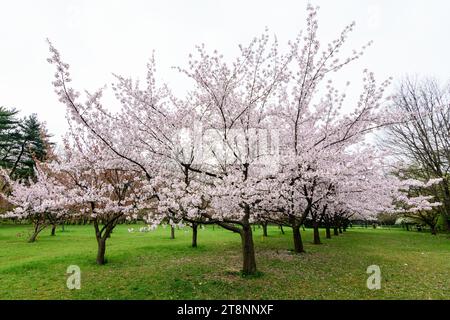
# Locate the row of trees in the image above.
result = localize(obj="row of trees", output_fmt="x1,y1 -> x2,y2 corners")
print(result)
0,6 -> 443,274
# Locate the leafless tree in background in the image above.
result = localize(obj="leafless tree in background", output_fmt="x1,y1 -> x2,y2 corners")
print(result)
386,77 -> 450,232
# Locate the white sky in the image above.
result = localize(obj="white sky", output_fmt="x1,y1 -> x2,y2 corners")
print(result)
1,0 -> 449,142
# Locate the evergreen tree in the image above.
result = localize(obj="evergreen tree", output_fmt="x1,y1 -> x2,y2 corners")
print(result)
0,107 -> 20,171
9,114 -> 53,180
0,108 -> 53,181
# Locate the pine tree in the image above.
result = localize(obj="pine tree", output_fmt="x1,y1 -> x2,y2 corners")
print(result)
0,107 -> 20,171
9,114 -> 53,180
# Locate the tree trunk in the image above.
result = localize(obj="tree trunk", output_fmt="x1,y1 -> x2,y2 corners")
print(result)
170,225 -> 175,239
50,224 -> 56,236
28,223 -> 44,243
240,225 -> 257,275
28,231 -> 39,243
325,225 -> 331,239
431,225 -> 437,235
333,226 -> 339,236
262,222 -> 268,237
441,213 -> 450,232
96,238 -> 107,265
441,182 -> 450,232
279,225 -> 285,234
339,226 -> 343,234
292,224 -> 305,253
192,223 -> 198,247
313,224 -> 321,244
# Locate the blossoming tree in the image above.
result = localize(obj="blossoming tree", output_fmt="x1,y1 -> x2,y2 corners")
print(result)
45,4 -> 438,275
1,164 -> 68,242
52,127 -> 158,264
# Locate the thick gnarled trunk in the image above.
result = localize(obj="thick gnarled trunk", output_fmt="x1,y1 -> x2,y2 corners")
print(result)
96,238 -> 106,265
93,215 -> 116,265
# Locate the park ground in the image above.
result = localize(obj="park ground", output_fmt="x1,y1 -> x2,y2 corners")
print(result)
0,224 -> 449,299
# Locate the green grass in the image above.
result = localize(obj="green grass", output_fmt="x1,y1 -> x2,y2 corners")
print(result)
0,223 -> 449,299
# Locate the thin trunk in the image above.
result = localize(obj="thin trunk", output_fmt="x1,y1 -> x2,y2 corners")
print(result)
441,213 -> 449,232
431,225 -> 437,235
9,142 -> 26,178
192,223 -> 198,247
28,223 -> 44,243
442,182 -> 450,232
339,227 -> 343,234
325,225 -> 331,239
170,225 -> 175,239
333,226 -> 339,236
292,224 -> 305,253
262,222 -> 268,237
240,224 -> 257,275
50,224 -> 56,236
28,230 -> 39,243
279,225 -> 285,235
313,224 -> 321,244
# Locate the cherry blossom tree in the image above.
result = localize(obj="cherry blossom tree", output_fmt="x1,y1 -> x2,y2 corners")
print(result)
45,4 -> 434,275
47,22 -> 290,274
51,125 -> 158,264
0,164 -> 68,242
242,4 -> 395,253
156,169 -> 212,247
392,176 -> 443,234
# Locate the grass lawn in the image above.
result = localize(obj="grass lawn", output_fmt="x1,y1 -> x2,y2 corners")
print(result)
0,223 -> 449,299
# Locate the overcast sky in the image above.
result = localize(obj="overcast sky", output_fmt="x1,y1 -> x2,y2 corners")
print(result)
1,0 -> 449,142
